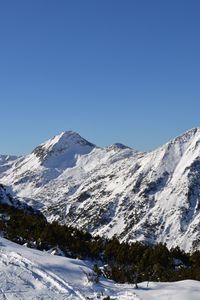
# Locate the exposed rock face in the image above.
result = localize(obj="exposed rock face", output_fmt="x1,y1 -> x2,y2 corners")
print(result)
1,128 -> 200,251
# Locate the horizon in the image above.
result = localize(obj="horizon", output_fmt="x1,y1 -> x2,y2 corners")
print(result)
1,1 -> 200,155
2,125 -> 200,156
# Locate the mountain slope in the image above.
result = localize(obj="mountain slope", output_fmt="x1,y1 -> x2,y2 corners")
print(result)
1,128 -> 200,251
0,155 -> 18,175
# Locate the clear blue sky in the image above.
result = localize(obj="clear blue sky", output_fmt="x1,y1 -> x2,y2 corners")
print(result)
0,0 -> 200,155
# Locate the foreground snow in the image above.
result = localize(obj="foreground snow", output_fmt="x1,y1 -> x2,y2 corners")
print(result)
136,281 -> 200,300
0,237 -> 139,299
0,238 -> 200,299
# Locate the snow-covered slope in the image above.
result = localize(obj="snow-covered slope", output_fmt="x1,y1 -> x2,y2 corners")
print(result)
0,183 -> 43,216
0,237 -> 200,300
0,155 -> 18,175
1,128 -> 200,251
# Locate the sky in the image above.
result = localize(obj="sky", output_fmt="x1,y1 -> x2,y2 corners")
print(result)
0,0 -> 200,155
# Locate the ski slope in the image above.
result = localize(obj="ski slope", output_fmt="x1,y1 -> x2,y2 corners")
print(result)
0,237 -> 200,299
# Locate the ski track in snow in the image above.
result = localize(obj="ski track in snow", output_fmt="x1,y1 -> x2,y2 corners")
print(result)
0,238 -> 200,299
0,249 -> 85,299
0,245 -> 140,300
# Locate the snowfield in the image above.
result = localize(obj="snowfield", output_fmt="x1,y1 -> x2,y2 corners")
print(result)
0,238 -> 200,299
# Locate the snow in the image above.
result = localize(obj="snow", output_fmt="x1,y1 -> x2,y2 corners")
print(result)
0,155 -> 18,176
0,237 -> 200,299
136,281 -> 200,300
34,131 -> 95,169
2,128 -> 200,251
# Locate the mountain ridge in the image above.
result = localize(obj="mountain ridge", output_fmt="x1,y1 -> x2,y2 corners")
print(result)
1,128 -> 200,251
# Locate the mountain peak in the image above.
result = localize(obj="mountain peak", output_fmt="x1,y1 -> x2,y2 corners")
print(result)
171,127 -> 200,144
160,127 -> 200,155
107,143 -> 131,150
43,131 -> 95,151
32,131 -> 95,168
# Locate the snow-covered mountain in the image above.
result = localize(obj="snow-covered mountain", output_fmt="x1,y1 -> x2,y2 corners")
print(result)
0,154 -> 18,174
1,237 -> 200,300
1,128 -> 200,251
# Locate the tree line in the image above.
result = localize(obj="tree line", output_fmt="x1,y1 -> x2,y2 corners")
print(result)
0,203 -> 200,283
